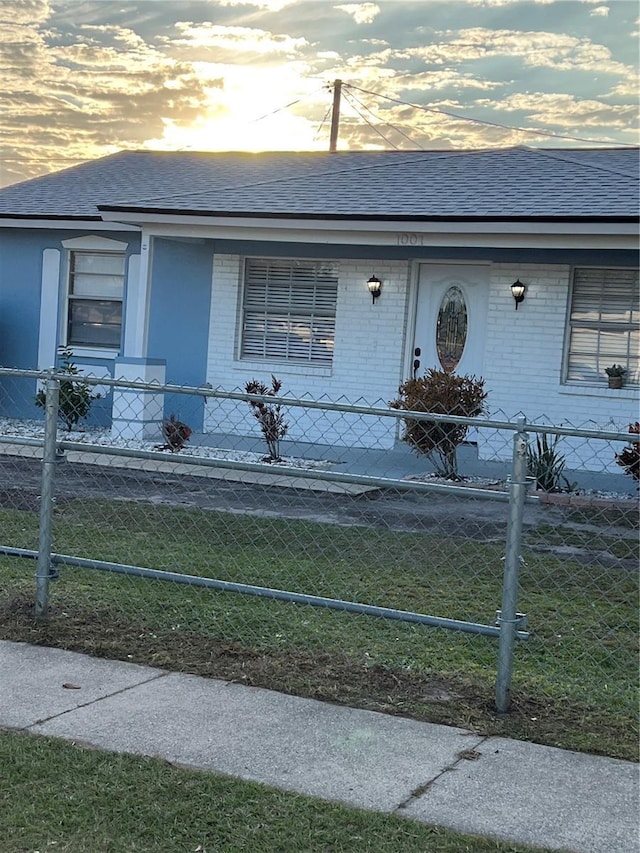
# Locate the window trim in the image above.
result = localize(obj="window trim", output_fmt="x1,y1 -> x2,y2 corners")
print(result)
563,264 -> 639,387
60,238 -> 127,354
237,257 -> 339,367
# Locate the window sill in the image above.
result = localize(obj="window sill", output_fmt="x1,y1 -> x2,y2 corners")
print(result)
233,360 -> 332,378
559,383 -> 638,399
60,346 -> 120,360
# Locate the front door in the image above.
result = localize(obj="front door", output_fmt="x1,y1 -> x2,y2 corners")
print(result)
412,263 -> 489,380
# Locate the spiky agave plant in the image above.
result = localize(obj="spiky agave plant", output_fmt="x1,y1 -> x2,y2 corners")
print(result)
526,433 -> 571,493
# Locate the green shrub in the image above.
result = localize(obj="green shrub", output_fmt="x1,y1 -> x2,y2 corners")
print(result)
160,415 -> 192,452
35,349 -> 100,432
615,422 -> 640,485
390,369 -> 487,480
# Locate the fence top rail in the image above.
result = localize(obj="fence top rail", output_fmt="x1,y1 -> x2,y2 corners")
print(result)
0,366 -> 636,442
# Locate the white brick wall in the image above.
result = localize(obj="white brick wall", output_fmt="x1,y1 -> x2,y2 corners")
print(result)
203,254 -> 638,467
204,255 -> 411,448
480,263 -> 638,470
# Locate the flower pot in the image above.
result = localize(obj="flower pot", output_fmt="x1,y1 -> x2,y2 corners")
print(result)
608,376 -> 623,389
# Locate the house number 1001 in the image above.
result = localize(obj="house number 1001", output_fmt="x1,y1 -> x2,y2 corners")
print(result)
396,233 -> 424,246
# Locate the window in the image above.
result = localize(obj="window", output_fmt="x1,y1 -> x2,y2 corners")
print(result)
566,267 -> 639,385
67,251 -> 125,348
240,258 -> 338,364
436,285 -> 467,373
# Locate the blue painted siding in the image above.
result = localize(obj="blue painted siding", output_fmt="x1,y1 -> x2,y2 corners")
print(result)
0,227 -> 138,421
147,238 -> 213,431
0,230 -> 57,419
0,230 -> 48,370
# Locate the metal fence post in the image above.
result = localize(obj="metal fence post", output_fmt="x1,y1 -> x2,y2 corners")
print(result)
495,416 -> 528,713
35,375 -> 59,618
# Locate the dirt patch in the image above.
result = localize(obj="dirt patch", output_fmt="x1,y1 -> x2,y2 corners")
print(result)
0,452 -> 539,542
0,489 -> 41,513
0,593 -> 635,762
0,488 -> 74,514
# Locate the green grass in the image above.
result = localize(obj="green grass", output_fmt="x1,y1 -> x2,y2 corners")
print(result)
0,730 -> 558,853
526,522 -> 639,561
0,497 -> 637,760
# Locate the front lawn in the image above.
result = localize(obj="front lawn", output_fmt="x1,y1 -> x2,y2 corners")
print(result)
0,496 -> 637,760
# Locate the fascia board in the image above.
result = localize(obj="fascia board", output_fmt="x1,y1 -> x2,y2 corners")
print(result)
98,209 -> 638,238
99,217 -> 638,251
0,218 -> 140,231
97,209 -> 638,232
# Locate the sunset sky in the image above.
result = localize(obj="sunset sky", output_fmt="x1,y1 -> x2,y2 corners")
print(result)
1,0 -> 638,187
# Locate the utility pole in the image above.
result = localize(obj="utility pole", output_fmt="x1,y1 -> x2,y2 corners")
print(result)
329,79 -> 342,152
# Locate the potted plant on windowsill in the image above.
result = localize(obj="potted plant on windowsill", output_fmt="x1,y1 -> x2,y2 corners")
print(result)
604,364 -> 627,389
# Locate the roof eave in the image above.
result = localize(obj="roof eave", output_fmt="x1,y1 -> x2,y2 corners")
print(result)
0,213 -> 140,231
97,206 -> 639,225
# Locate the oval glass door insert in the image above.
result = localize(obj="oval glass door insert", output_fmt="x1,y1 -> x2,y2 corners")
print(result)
436,285 -> 467,372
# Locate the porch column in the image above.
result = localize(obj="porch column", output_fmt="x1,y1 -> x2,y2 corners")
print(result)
123,230 -> 152,358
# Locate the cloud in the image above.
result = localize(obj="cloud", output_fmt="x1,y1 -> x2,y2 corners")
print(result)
0,3 -> 212,184
431,26 -> 635,79
489,91 -> 637,130
217,0 -> 296,9
465,0 -> 556,5
332,26 -> 633,82
395,70 -> 503,93
170,21 -> 308,57
335,3 -> 381,24
590,6 -> 609,16
0,0 -> 50,25
0,0 -> 637,187
337,96 -> 529,151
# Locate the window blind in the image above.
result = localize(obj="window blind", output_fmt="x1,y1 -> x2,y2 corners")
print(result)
241,259 -> 338,364
566,267 -> 639,384
68,251 -> 125,348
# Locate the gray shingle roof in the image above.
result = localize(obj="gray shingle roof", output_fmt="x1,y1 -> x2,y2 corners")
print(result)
0,146 -> 637,221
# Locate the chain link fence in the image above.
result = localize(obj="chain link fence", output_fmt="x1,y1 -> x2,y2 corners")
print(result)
0,366 -> 637,759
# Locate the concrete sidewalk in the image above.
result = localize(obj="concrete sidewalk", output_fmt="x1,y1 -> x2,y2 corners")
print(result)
1,641 -> 638,853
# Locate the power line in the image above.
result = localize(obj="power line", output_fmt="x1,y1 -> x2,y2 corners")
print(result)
248,98 -> 303,125
313,102 -> 333,143
341,89 -> 400,149
345,83 -> 638,148
343,87 -> 425,150
248,84 -> 328,125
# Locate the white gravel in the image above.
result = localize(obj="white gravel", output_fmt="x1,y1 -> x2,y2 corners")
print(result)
0,418 -> 332,470
1,417 -> 636,499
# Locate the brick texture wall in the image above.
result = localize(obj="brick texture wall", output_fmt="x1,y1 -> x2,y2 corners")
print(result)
204,255 -> 411,448
203,255 -> 638,467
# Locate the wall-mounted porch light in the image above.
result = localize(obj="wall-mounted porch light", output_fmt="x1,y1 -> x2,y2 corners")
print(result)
367,274 -> 382,304
511,279 -> 526,310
